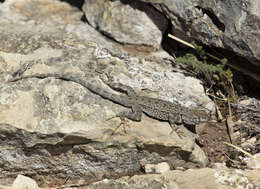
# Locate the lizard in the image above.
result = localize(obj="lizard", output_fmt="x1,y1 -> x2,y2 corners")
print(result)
7,73 -> 210,136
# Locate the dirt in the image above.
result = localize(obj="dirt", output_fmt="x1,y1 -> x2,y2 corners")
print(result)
197,95 -> 260,169
197,121 -> 230,164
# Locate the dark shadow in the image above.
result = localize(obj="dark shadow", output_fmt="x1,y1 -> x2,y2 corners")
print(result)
59,0 -> 84,10
80,14 -> 88,23
0,0 -> 5,3
161,22 -> 195,58
210,46 -> 260,98
195,6 -> 225,32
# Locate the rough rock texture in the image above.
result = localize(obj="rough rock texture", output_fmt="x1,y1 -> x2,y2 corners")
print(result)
0,165 -> 259,189
83,0 -> 169,50
1,165 -> 260,189
139,0 -> 260,80
0,31 -> 210,183
1,0 -> 259,188
86,165 -> 260,189
0,0 -> 215,186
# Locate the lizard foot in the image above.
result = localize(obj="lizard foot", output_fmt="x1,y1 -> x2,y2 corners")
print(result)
170,124 -> 185,139
106,115 -> 130,136
111,118 -> 130,136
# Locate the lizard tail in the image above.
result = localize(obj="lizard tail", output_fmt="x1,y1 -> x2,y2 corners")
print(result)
8,73 -> 132,108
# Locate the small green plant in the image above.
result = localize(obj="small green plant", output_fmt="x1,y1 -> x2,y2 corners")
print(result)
176,42 -> 235,101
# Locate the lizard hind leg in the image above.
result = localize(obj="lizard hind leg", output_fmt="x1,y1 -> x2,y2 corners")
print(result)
168,113 -> 185,138
106,105 -> 142,121
117,105 -> 142,121
107,105 -> 142,135
169,113 -> 197,140
169,123 -> 185,138
110,118 -> 130,136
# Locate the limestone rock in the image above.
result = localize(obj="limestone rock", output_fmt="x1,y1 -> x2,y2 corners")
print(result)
0,0 -> 215,186
87,166 -> 260,189
12,175 -> 39,189
0,175 -> 39,189
142,162 -> 171,174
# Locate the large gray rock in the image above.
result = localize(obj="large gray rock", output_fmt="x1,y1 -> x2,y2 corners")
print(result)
139,0 -> 260,80
0,28 -> 210,184
83,0 -> 169,50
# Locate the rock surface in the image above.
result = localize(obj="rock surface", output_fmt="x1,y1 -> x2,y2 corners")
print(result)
86,165 -> 260,189
0,0 -> 259,188
2,165 -> 260,189
0,0 -> 214,186
0,175 -> 39,189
